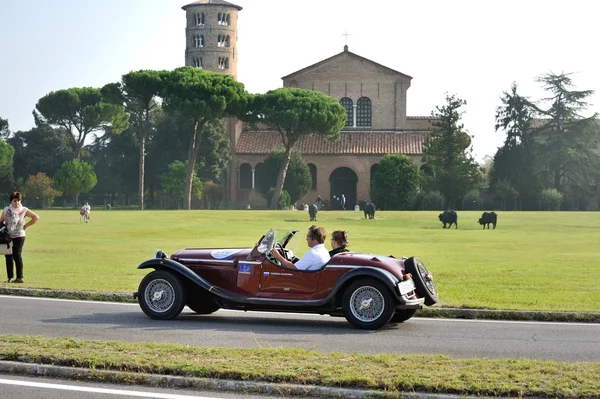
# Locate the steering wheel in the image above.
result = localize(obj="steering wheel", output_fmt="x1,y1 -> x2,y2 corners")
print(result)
266,242 -> 286,265
265,248 -> 280,265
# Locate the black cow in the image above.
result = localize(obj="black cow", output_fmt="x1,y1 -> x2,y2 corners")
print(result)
363,202 -> 375,219
308,203 -> 318,221
438,210 -> 458,229
478,211 -> 497,229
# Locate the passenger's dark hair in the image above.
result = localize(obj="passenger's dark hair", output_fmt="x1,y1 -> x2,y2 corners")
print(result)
307,225 -> 326,244
331,230 -> 349,248
9,192 -> 22,202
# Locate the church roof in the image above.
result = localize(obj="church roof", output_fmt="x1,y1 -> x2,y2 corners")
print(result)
281,46 -> 412,81
182,0 -> 242,11
236,130 -> 427,155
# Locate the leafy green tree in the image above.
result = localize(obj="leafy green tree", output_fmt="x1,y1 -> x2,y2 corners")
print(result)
7,125 -> 74,184
0,139 -> 14,182
161,67 -> 247,209
87,128 -> 139,202
492,83 -> 540,207
421,94 -> 480,208
493,179 -> 518,211
255,150 -> 311,205
417,190 -> 445,210
0,117 -> 9,139
246,88 -> 346,209
159,160 -> 203,208
22,173 -> 62,208
370,154 -> 419,210
528,72 -> 600,195
202,181 -> 224,209
34,87 -> 129,159
539,188 -> 563,211
462,189 -> 482,210
196,120 -> 231,183
103,70 -> 165,209
53,159 -> 97,205
145,114 -> 231,204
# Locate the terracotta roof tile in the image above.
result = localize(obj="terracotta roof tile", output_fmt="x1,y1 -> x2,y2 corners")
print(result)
236,130 -> 427,155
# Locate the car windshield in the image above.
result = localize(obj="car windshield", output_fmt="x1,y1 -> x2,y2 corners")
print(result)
256,228 -> 299,254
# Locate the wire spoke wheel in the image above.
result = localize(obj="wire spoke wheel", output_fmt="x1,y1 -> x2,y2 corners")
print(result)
349,285 -> 385,322
145,278 -> 176,313
138,270 -> 186,320
343,278 -> 395,330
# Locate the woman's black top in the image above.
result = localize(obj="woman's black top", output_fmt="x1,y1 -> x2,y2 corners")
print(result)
329,247 -> 349,257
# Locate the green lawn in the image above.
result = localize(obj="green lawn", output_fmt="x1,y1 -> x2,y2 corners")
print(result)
6,209 -> 600,312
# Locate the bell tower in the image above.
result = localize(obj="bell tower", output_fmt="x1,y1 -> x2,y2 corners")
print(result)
182,0 -> 242,79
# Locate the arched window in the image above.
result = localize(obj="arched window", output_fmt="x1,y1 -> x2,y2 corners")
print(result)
218,35 -> 230,47
340,98 -> 353,127
194,35 -> 204,48
239,163 -> 252,189
357,97 -> 372,127
308,163 -> 317,190
194,12 -> 205,26
218,57 -> 229,70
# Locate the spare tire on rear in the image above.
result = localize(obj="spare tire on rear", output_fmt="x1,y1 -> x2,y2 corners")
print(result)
404,257 -> 438,306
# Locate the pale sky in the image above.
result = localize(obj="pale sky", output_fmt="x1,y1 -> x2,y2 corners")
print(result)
1,0 -> 598,161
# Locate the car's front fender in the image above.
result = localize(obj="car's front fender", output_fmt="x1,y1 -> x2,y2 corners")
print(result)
137,258 -> 214,292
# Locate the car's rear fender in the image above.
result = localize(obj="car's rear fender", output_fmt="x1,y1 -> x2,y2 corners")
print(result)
330,267 -> 402,305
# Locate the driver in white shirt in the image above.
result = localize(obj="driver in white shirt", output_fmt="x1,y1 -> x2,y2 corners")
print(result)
270,225 -> 330,270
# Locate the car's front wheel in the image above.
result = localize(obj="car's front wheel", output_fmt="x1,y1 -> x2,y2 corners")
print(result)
138,270 -> 186,320
390,309 -> 417,323
342,278 -> 395,330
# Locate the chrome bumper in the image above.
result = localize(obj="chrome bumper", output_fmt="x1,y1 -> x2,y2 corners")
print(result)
397,279 -> 425,307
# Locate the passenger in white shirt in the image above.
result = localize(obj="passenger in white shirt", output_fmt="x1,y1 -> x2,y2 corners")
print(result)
270,225 -> 330,270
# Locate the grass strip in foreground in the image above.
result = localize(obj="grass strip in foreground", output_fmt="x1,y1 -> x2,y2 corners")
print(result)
0,335 -> 598,398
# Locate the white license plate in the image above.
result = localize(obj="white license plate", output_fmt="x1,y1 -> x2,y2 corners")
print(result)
398,279 -> 416,295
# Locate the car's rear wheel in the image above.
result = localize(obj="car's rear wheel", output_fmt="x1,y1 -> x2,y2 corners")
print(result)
342,278 -> 395,330
404,257 -> 438,306
138,270 -> 186,320
186,295 -> 221,315
390,309 -> 417,323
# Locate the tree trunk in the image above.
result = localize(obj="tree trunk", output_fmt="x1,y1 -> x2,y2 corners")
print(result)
138,136 -> 145,210
74,142 -> 83,160
184,120 -> 201,210
138,112 -> 148,210
270,149 -> 292,209
74,192 -> 79,208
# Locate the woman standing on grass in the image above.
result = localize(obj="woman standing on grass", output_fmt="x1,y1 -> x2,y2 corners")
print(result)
0,192 -> 40,283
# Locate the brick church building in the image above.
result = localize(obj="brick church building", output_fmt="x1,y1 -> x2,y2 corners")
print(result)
182,0 -> 435,209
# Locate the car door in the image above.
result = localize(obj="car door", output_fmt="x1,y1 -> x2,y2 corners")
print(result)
259,261 -> 321,295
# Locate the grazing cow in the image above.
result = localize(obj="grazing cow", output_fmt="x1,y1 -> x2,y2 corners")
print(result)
308,203 -> 318,221
478,211 -> 497,229
363,202 -> 376,219
438,210 -> 458,229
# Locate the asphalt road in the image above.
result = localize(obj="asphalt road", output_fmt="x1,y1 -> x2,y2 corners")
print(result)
1,295 -> 599,362
0,375 -> 308,399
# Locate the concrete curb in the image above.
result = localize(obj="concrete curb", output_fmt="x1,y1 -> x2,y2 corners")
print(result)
2,287 -> 600,323
0,360 -> 467,399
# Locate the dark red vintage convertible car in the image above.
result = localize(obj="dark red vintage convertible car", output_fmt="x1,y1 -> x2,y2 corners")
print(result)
135,228 -> 438,330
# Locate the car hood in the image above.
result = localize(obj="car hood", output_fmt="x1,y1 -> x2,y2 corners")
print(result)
328,252 -> 407,277
171,247 -> 255,262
